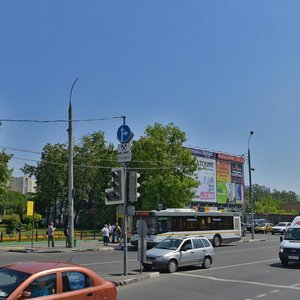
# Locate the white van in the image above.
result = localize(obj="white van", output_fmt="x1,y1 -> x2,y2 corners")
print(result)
279,216 -> 300,265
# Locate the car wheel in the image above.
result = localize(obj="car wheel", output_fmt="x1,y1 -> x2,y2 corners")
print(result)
202,256 -> 212,269
167,260 -> 178,273
142,263 -> 152,271
212,235 -> 221,247
272,232 -> 274,235
281,259 -> 288,266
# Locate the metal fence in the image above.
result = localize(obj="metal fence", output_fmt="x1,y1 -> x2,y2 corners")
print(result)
0,230 -> 102,243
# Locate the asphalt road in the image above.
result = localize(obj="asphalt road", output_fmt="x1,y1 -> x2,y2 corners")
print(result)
1,234 -> 300,299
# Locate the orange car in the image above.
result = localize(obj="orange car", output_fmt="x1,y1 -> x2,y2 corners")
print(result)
0,261 -> 117,300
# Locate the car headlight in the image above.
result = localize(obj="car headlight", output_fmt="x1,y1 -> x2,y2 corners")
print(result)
155,256 -> 164,261
279,246 -> 284,253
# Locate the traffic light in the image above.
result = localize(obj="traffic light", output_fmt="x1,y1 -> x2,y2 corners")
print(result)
129,171 -> 141,202
105,167 -> 124,205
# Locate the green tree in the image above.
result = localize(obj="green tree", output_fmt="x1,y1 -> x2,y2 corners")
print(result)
22,143 -> 68,224
2,191 -> 26,219
73,131 -> 117,228
0,151 -> 13,215
22,132 -> 117,229
131,123 -> 199,210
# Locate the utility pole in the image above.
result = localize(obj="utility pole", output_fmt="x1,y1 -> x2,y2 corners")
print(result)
248,131 -> 254,240
67,78 -> 78,248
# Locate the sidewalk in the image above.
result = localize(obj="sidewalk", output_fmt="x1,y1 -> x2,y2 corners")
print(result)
0,240 -> 160,286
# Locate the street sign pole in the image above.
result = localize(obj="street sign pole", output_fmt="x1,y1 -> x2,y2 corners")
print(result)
116,123 -> 133,277
122,166 -> 128,276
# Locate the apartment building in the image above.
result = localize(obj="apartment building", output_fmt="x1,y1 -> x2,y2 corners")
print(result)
9,176 -> 36,195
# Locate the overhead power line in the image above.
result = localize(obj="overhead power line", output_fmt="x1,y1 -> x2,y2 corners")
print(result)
0,116 -> 125,123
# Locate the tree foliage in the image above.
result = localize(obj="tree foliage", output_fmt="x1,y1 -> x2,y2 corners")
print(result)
244,184 -> 300,214
131,123 -> 199,210
22,131 -> 117,229
0,151 -> 13,199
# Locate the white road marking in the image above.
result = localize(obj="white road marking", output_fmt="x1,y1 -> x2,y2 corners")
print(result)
173,273 -> 300,291
256,294 -> 266,298
178,258 -> 278,273
270,290 -> 280,293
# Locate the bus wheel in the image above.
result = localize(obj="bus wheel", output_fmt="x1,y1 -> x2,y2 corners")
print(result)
167,260 -> 178,273
202,256 -> 212,269
212,235 -> 222,247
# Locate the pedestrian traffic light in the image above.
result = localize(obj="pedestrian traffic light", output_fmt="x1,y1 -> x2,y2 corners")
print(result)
105,167 -> 124,205
129,171 -> 141,202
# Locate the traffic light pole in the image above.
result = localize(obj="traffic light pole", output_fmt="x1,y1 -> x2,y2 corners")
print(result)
122,167 -> 128,276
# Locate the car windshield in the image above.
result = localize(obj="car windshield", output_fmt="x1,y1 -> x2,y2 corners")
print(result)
285,228 -> 300,241
258,223 -> 266,227
155,238 -> 182,250
276,223 -> 286,227
0,268 -> 30,299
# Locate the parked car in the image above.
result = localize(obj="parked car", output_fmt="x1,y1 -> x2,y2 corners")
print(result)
143,236 -> 214,273
254,222 -> 274,234
271,222 -> 291,235
241,222 -> 247,236
0,261 -> 117,300
246,219 -> 269,232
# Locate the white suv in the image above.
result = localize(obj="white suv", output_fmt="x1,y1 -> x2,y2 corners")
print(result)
271,222 -> 291,235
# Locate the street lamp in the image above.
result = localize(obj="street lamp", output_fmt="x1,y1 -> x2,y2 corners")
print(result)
248,131 -> 254,239
67,78 -> 78,248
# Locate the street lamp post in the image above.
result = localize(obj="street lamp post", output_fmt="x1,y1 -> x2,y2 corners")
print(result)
248,131 -> 254,239
67,78 -> 78,248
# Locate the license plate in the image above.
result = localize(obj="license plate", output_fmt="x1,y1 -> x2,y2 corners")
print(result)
288,256 -> 299,260
146,261 -> 152,264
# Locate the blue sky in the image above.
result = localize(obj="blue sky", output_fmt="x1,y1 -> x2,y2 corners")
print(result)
1,1 -> 300,193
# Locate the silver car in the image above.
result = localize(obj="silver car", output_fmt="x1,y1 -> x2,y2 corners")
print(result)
143,236 -> 214,273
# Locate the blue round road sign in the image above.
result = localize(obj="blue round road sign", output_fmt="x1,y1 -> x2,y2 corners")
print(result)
117,125 -> 133,143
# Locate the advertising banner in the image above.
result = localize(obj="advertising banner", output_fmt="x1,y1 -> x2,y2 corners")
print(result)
217,160 -> 232,204
193,156 -> 217,203
27,201 -> 34,216
190,149 -> 245,206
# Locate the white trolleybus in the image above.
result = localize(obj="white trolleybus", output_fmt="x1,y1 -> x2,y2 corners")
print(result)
130,208 -> 242,247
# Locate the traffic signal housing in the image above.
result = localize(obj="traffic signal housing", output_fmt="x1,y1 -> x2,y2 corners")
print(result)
129,171 -> 141,203
105,167 -> 124,205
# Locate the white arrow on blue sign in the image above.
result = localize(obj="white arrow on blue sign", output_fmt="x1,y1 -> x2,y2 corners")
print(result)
117,125 -> 133,143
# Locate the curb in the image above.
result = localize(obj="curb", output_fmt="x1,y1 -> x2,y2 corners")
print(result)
6,246 -> 115,253
112,272 -> 160,286
240,239 -> 266,243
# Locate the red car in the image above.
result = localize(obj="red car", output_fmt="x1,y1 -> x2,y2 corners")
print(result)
0,261 -> 117,300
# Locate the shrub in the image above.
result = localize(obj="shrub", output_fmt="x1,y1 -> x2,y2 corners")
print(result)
2,214 -> 20,233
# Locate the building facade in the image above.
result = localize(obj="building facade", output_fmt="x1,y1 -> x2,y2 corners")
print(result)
9,176 -> 36,195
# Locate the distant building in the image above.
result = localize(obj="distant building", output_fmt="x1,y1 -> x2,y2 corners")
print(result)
9,176 -> 36,195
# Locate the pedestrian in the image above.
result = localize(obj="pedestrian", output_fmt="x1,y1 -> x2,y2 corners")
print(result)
108,223 -> 112,243
101,224 -> 109,246
63,226 -> 69,247
111,223 -> 116,243
47,222 -> 56,247
115,223 -> 122,243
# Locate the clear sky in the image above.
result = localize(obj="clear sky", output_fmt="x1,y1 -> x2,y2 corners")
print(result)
1,1 -> 300,194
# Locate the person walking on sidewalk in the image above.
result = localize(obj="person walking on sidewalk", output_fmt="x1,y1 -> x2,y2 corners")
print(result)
101,224 -> 109,246
47,222 -> 56,247
115,223 -> 122,243
63,226 -> 69,247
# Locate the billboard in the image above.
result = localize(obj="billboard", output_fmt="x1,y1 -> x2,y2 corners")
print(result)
194,156 -> 217,202
190,148 -> 244,206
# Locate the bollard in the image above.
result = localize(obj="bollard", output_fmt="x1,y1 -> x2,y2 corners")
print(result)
74,239 -> 77,247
